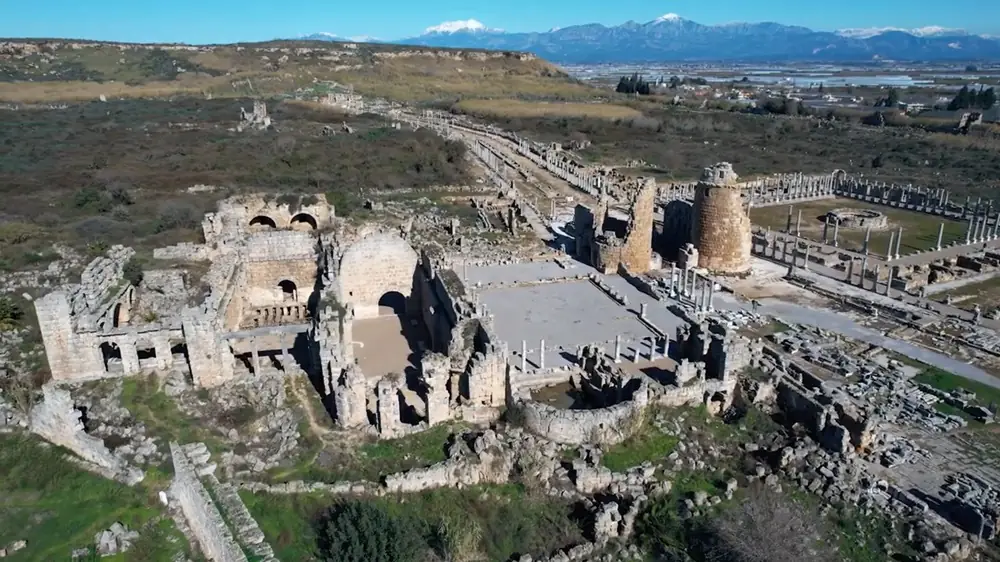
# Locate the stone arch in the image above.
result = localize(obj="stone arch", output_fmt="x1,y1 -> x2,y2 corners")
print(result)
338,232 -> 419,319
249,215 -> 277,228
289,213 -> 318,230
278,279 -> 298,301
378,291 -> 406,316
832,169 -> 847,186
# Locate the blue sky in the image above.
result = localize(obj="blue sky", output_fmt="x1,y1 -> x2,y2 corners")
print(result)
4,0 -> 999,44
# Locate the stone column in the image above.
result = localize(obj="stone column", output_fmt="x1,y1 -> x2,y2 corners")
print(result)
668,264 -> 676,295
708,282 -> 715,311
521,340 -> 527,372
886,268 -> 895,297
822,217 -> 830,244
640,303 -> 648,319
894,227 -> 903,259
936,222 -> 944,251
786,205 -> 793,233
796,209 -> 802,237
280,337 -> 290,372
860,256 -> 868,288
250,338 -> 261,376
121,340 -> 140,375
863,227 -> 871,254
647,338 -> 655,360
966,216 -> 974,244
539,339 -> 545,369
832,220 -> 840,247
376,377 -> 401,437
614,335 -> 621,362
803,245 -> 810,270
846,260 -> 854,284
886,231 -> 895,261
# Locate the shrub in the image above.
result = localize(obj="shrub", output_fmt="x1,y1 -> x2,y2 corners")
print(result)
154,202 -> 199,233
122,257 -> 144,287
0,296 -> 24,330
317,500 -> 426,562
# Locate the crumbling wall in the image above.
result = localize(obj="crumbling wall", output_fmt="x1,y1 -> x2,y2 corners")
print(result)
35,291 -> 105,380
515,381 -> 649,445
30,385 -> 143,484
691,163 -> 752,275
168,443 -> 248,562
336,231 -> 419,319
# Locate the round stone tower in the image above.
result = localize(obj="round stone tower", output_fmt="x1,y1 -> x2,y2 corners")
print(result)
690,162 -> 752,275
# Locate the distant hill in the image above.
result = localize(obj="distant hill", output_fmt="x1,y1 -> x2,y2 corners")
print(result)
0,39 -> 593,103
336,16 -> 1000,63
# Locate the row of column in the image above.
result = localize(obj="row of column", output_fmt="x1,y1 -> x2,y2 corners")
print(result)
965,212 -> 1000,245
665,263 -> 715,313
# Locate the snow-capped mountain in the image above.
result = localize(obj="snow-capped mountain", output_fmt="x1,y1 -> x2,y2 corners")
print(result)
836,26 -> 968,39
302,15 -> 1000,62
422,19 -> 502,35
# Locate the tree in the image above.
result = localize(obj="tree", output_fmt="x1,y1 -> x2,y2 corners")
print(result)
949,85 -> 972,110
616,73 -> 652,95
979,87 -> 996,109
318,501 -> 426,562
703,485 -> 835,562
885,88 -> 900,107
669,75 -> 681,89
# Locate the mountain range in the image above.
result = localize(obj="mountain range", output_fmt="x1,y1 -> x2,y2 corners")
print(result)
301,15 -> 1000,63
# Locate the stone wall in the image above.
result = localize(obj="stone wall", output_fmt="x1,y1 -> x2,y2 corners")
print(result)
168,443 -> 249,562
30,385 -> 143,484
514,381 -> 649,445
691,163 -> 752,275
204,194 -> 334,249
336,231 -> 419,319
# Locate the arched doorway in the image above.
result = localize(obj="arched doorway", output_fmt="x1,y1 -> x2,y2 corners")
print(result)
249,215 -> 278,228
290,213 -> 318,230
377,291 -> 406,316
100,342 -> 122,372
278,280 -> 298,302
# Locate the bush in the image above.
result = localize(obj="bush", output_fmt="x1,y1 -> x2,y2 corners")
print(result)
122,257 -> 144,287
318,501 -> 426,562
0,296 -> 24,330
154,202 -> 199,233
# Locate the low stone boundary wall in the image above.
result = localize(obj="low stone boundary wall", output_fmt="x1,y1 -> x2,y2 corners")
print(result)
514,382 -> 649,445
169,443 -> 248,562
206,473 -> 279,562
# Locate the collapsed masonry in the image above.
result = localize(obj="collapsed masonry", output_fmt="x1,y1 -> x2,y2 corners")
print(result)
33,193 -> 505,438
509,317 -> 761,447
573,178 -> 661,274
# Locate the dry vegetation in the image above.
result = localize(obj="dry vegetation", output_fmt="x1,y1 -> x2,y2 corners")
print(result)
457,101 -> 1000,196
453,98 -> 639,120
0,40 -> 597,104
0,97 -> 470,271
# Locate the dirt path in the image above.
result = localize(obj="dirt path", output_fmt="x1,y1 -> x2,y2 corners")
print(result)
287,374 -> 335,446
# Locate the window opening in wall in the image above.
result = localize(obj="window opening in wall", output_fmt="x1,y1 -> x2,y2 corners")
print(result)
278,280 -> 298,301
249,215 -> 277,228
290,213 -> 318,230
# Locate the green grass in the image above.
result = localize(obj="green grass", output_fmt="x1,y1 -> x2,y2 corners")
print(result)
268,423 -> 461,484
121,373 -> 227,455
915,367 -> 1000,407
240,484 -> 584,562
601,414 -> 679,472
0,434 -> 184,561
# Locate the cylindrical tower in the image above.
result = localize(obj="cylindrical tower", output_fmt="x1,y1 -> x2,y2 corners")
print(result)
690,163 -> 752,275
